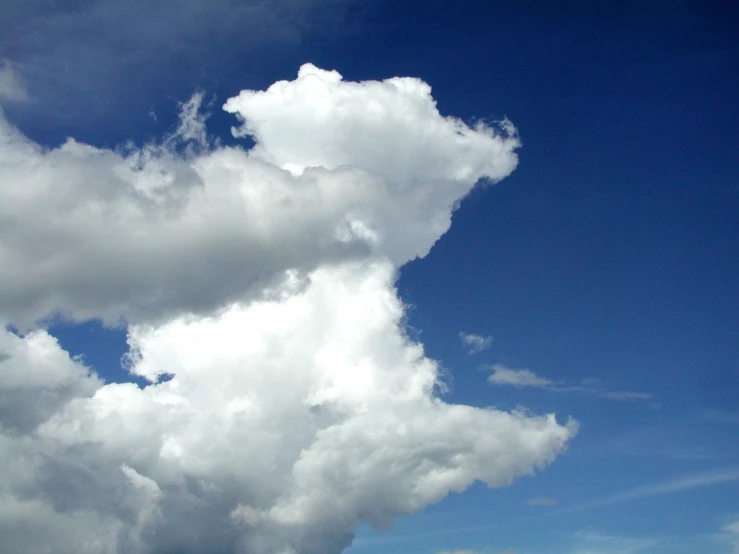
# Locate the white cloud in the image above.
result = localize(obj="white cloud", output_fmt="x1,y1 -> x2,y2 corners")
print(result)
0,66 -> 576,554
0,261 -> 577,554
0,327 -> 101,433
459,332 -> 493,354
488,364 -> 555,388
0,62 -> 27,102
0,64 -> 519,329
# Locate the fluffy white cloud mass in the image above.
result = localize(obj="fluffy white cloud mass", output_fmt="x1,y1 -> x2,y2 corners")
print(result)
0,63 -> 518,328
0,65 -> 576,554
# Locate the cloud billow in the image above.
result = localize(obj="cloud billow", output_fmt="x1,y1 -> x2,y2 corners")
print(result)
0,64 -> 519,328
0,65 -> 576,554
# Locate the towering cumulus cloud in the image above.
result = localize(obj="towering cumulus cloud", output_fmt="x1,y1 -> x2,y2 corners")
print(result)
0,65 -> 576,554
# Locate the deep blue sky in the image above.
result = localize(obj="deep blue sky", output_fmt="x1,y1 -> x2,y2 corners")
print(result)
4,1 -> 739,552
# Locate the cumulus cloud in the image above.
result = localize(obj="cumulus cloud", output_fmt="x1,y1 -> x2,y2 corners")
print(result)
0,263 -> 576,554
0,65 -> 576,554
0,64 -> 519,328
459,332 -> 493,354
0,327 -> 100,433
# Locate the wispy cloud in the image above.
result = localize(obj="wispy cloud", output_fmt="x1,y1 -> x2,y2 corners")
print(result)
599,390 -> 654,401
570,530 -> 659,554
438,550 -> 516,554
526,497 -> 557,506
438,532 -> 659,554
0,61 -> 27,103
705,410 -> 739,425
488,364 -> 554,387
0,0 -> 366,132
561,467 -> 739,514
719,517 -> 739,554
459,332 -> 493,354
607,423 -> 719,461
486,366 -> 656,406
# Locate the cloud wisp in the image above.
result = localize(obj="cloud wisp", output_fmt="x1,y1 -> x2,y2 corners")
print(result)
720,517 -> 739,554
486,365 -> 655,406
0,62 -> 28,103
705,410 -> 739,425
0,0 -> 366,132
488,365 -> 556,388
459,332 -> 493,354
526,497 -> 557,507
0,65 -> 577,554
569,530 -> 659,554
560,467 -> 739,515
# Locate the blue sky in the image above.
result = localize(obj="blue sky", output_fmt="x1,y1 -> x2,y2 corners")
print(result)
1,1 -> 738,553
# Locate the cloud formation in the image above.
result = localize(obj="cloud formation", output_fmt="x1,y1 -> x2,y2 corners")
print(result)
0,65 -> 576,554
0,266 -> 576,554
0,64 -> 518,328
459,332 -> 493,354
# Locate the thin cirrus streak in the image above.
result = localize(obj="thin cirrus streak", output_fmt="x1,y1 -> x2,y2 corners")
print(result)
556,467 -> 739,515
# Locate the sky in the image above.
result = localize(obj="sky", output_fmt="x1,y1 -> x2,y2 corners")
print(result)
0,1 -> 738,553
